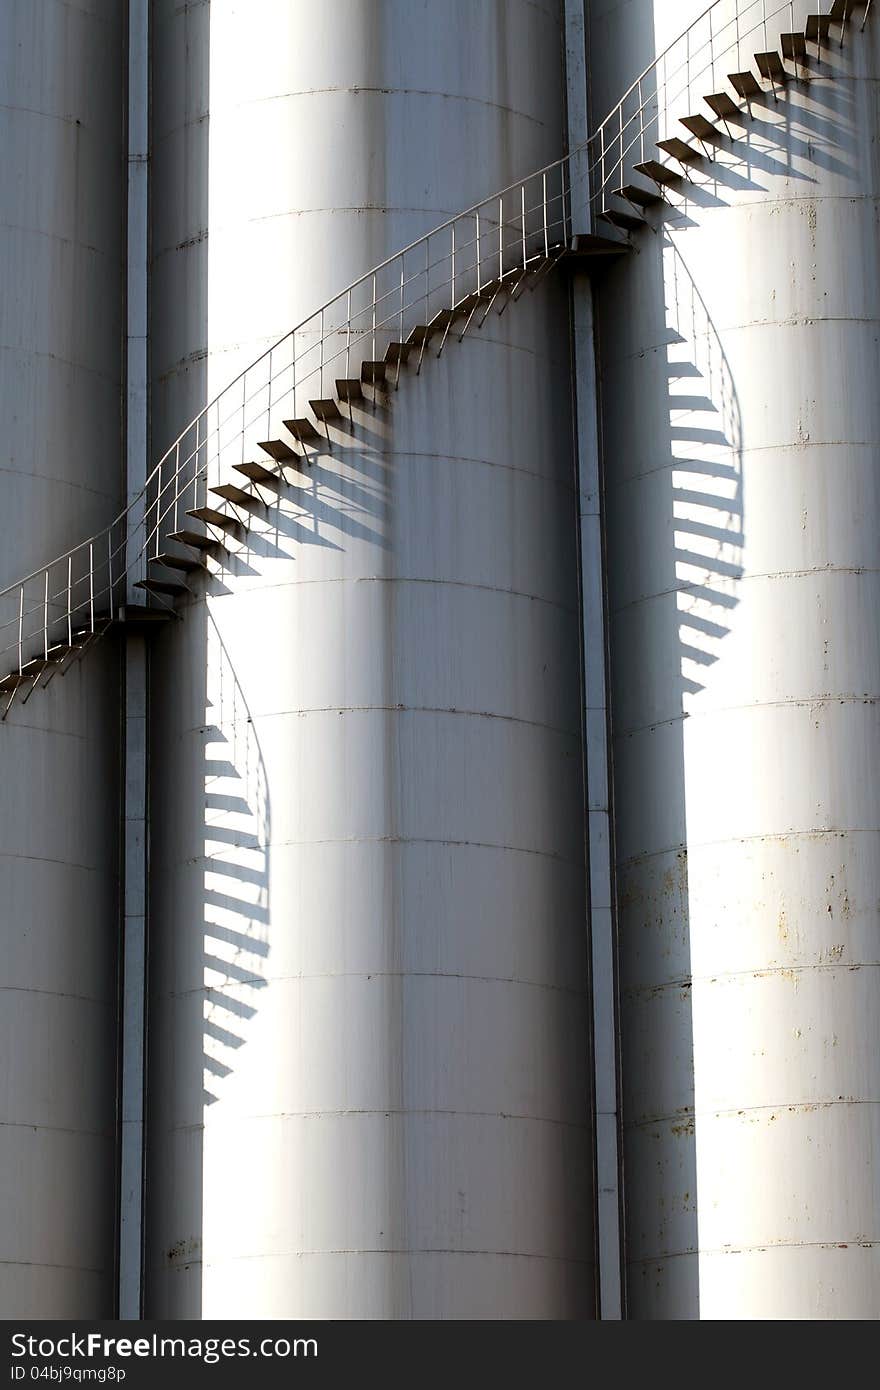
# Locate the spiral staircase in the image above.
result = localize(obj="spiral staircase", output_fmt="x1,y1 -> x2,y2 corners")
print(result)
0,0 -> 872,717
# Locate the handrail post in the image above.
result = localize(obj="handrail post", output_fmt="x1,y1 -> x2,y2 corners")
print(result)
107,532 -> 114,622
498,195 -> 504,280
89,543 -> 94,633
451,223 -> 456,309
371,275 -> 377,369
521,183 -> 527,270
542,173 -> 549,258
43,571 -> 49,662
67,556 -> 72,649
475,210 -> 481,293
346,288 -> 352,381
155,459 -> 161,559
17,586 -> 23,679
173,441 -> 180,536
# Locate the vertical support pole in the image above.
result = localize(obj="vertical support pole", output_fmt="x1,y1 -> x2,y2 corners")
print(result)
451,223 -> 456,309
498,195 -> 504,280
565,0 -> 624,1319
346,288 -> 352,381
120,0 -> 150,1323
17,585 -> 24,679
521,184 -> 527,270
67,556 -> 72,649
89,543 -> 95,633
542,173 -> 549,259
108,531 -> 115,622
44,570 -> 49,662
476,210 -> 482,291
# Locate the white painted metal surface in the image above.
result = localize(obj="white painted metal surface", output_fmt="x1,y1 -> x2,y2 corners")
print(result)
591,0 -> 880,1318
145,0 -> 594,1318
0,0 -> 124,1316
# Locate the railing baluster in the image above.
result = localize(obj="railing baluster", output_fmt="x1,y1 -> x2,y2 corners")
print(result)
17,586 -> 23,679
372,275 -> 377,369
521,184 -> 527,270
476,210 -> 481,292
89,543 -> 94,634
43,571 -> 49,662
542,173 -> 548,258
107,532 -> 114,622
498,196 -> 504,280
173,441 -> 180,536
67,556 -> 72,649
346,288 -> 352,381
451,223 -> 456,309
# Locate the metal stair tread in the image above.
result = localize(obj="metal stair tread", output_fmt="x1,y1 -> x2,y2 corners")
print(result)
805,14 -> 833,41
704,91 -> 742,121
310,398 -> 343,422
728,70 -> 762,97
656,136 -> 700,162
755,50 -> 788,82
210,483 -> 253,505
134,577 -> 190,597
633,159 -> 682,186
234,461 -> 277,484
150,552 -> 205,572
186,506 -> 239,531
614,182 -> 662,208
168,529 -> 224,551
282,417 -> 320,444
596,208 -> 645,233
258,437 -> 297,462
781,31 -> 808,61
680,113 -> 720,141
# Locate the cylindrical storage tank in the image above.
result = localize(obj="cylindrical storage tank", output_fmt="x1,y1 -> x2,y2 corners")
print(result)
0,1 -> 125,1316
145,0 -> 593,1317
589,0 -> 880,1318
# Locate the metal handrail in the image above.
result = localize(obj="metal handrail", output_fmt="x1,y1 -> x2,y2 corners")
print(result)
0,0 -> 858,706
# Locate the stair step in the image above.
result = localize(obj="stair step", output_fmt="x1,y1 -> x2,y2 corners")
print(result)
805,14 -> 832,42
210,483 -> 253,505
429,308 -> 457,330
360,360 -> 387,385
704,91 -> 742,122
150,552 -> 205,573
384,341 -> 411,366
117,603 -> 175,627
564,232 -> 632,260
755,50 -> 788,83
680,113 -> 720,142
406,324 -> 434,348
234,461 -> 277,485
781,31 -> 808,61
135,577 -> 190,598
282,418 -> 320,445
186,506 -> 239,531
335,378 -> 364,402
633,159 -> 682,187
168,529 -> 223,552
656,136 -> 700,163
310,399 -> 342,423
829,0 -> 859,18
596,208 -> 645,233
728,70 -> 762,98
614,182 -> 662,208
258,437 -> 297,462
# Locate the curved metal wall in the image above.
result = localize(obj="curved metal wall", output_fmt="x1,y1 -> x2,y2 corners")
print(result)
0,0 -> 125,1316
591,1 -> 880,1318
145,0 -> 593,1317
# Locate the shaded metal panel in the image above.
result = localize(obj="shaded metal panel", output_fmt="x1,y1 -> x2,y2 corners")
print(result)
0,0 -> 125,1317
146,0 -> 593,1318
592,0 -> 880,1319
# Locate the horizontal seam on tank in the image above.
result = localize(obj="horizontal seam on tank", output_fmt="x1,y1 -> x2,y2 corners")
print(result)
626,1239 -> 879,1266
0,463 -> 121,500
602,321 -> 880,375
213,87 -> 549,128
611,567 -> 879,618
193,705 -> 582,740
623,963 -> 880,996
627,1102 -> 880,1134
0,1119 -> 113,1138
0,344 -> 122,391
196,1248 -> 590,1265
0,1259 -> 106,1274
0,985 -> 113,1005
173,971 -> 587,1001
617,693 -> 880,738
606,441 -> 880,488
198,575 -> 579,616
0,217 -> 119,262
618,827 -> 877,868
336,449 -> 574,484
0,851 -> 107,872
0,99 -> 111,133
174,1109 -> 588,1132
190,836 -> 582,868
